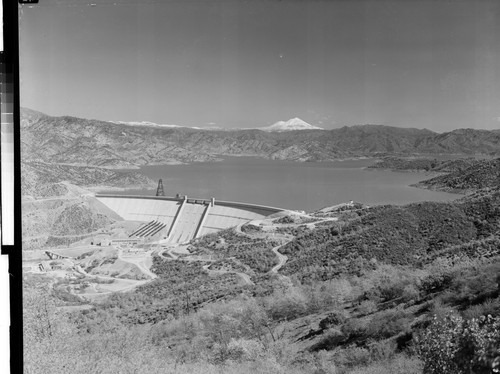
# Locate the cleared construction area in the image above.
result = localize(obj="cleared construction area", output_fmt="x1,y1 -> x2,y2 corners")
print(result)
95,194 -> 284,244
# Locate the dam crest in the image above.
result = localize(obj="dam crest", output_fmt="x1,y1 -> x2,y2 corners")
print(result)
95,193 -> 285,244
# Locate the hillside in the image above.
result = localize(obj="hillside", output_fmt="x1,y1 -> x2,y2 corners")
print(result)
21,185 -> 127,250
20,160 -> 157,251
22,161 -> 157,198
279,191 -> 500,283
368,156 -> 482,173
21,109 -> 500,168
24,188 -> 500,373
414,158 -> 500,193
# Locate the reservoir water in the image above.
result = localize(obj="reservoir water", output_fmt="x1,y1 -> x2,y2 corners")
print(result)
104,157 -> 459,212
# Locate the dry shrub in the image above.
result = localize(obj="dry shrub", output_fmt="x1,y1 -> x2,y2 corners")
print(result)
345,353 -> 423,374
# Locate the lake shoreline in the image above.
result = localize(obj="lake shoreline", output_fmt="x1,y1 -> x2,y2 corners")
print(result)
97,157 -> 460,212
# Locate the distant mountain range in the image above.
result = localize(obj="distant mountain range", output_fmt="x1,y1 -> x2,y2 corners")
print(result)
110,116 -> 323,132
21,108 -> 500,169
109,120 -> 184,129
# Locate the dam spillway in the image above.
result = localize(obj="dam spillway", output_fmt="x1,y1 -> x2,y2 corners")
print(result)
95,194 -> 284,244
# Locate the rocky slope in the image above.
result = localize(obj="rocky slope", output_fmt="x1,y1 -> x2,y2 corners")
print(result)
22,161 -> 157,198
22,187 -> 121,250
20,158 -> 156,250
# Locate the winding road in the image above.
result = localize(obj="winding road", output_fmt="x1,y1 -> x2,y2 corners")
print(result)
270,245 -> 288,273
202,264 -> 254,286
72,264 -> 154,300
151,214 -> 336,287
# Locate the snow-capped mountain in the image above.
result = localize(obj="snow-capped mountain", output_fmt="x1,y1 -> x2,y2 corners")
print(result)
260,118 -> 324,132
110,120 -> 226,130
110,120 -> 183,128
110,117 -> 322,132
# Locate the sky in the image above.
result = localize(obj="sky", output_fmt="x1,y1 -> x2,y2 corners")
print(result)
19,0 -> 500,131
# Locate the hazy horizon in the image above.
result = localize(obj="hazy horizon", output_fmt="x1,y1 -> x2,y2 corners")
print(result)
20,0 -> 500,131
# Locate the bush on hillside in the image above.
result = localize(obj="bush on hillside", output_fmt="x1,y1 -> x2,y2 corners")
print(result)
415,314 -> 500,374
265,287 -> 308,322
366,310 -> 411,339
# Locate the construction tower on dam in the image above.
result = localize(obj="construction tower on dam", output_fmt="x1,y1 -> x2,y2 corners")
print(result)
156,179 -> 165,196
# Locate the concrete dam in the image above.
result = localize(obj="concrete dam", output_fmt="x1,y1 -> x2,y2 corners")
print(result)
95,194 -> 285,244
